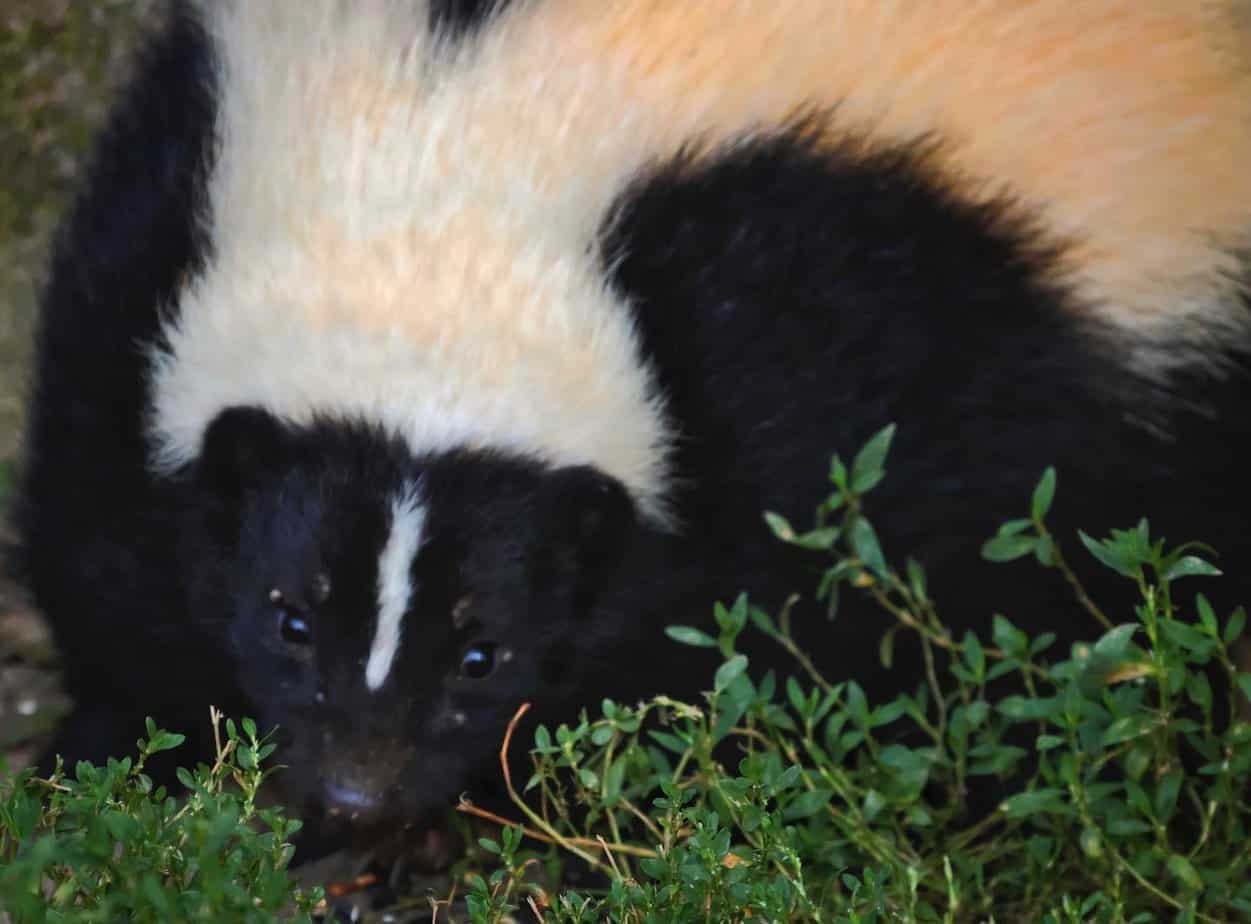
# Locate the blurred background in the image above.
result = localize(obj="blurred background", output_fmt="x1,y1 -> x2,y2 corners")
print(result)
1,0 -> 160,771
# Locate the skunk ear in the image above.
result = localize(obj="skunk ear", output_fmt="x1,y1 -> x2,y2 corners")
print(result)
197,406 -> 290,498
535,465 -> 636,577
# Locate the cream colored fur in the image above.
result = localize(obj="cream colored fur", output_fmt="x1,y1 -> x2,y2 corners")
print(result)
151,0 -> 1251,521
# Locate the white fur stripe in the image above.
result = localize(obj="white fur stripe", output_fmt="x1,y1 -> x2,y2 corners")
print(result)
365,483 -> 425,691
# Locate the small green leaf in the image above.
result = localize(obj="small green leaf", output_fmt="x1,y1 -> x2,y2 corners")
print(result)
1031,467 -> 1057,522
146,732 -> 185,754
1162,556 -> 1222,582
850,424 -> 896,493
748,605 -> 778,636
1030,632 -> 1057,655
724,594 -> 749,634
591,725 -> 614,747
714,655 -> 749,693
1034,533 -> 1055,566
789,527 -> 841,551
1079,827 -> 1103,860
997,695 -> 1061,722
603,756 -> 627,806
845,681 -> 870,730
1160,620 -> 1210,650
764,511 -> 796,542
1092,623 -> 1138,661
981,534 -> 1037,563
1124,744 -> 1152,781
962,632 -> 985,679
829,457 -> 848,489
1154,771 -> 1182,822
906,806 -> 933,828
879,626 -> 898,669
772,764 -> 803,793
862,789 -> 886,822
640,857 -> 668,880
665,625 -> 718,648
871,695 -> 910,728
783,788 -> 833,820
992,614 -> 1028,657
649,730 -> 688,754
850,518 -> 886,575
1195,594 -> 1218,636
1102,714 -> 1155,746
1079,531 -> 1135,577
996,518 -> 1034,537
962,700 -> 990,730
1000,788 -> 1069,818
787,675 -> 807,715
1224,607 -> 1246,645
1186,672 -> 1212,713
905,557 -> 928,600
1166,854 -> 1203,891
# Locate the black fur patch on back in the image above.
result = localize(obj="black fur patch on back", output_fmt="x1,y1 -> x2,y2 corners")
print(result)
20,4 -> 217,530
601,124 -> 1251,694
16,4 -> 220,742
428,0 -> 514,38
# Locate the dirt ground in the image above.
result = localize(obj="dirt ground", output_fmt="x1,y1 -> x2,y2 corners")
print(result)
0,0 -> 161,773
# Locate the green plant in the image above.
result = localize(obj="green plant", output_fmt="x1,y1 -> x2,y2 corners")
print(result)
453,426 -> 1251,922
0,709 -> 323,923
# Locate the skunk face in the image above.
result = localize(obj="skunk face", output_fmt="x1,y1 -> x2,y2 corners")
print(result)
197,407 -> 636,823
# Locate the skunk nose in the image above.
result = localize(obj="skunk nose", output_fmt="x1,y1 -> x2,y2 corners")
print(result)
322,781 -> 384,822
317,735 -> 410,823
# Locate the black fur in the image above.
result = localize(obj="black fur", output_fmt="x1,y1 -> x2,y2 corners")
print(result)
428,0 -> 513,38
16,4 -> 222,770
14,6 -> 1251,851
602,126 -> 1251,698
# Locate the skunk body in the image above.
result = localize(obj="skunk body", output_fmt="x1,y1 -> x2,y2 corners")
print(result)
18,0 -> 1251,830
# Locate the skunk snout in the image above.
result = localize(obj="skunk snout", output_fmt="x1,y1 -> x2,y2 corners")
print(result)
317,740 -> 412,823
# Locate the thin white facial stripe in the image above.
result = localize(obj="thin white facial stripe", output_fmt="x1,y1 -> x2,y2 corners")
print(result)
365,482 -> 425,691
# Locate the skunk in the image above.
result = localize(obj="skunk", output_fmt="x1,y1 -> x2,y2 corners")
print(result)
17,0 -> 1251,831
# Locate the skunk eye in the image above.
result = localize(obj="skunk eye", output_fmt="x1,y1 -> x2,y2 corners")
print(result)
460,642 -> 497,679
276,605 -> 313,646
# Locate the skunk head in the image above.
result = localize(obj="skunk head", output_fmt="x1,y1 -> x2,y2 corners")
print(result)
193,406 -> 637,826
